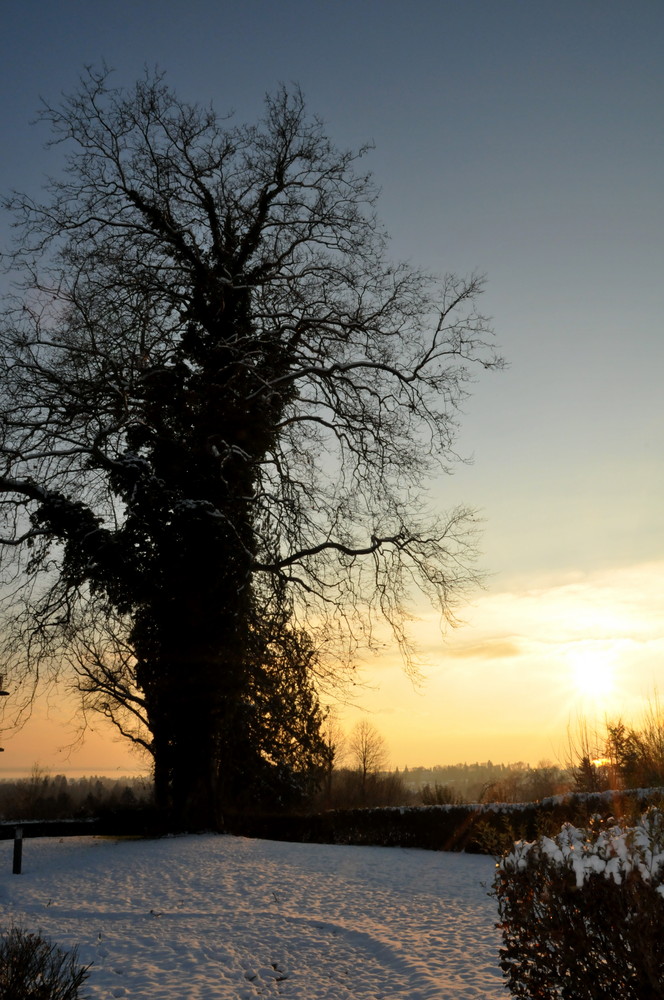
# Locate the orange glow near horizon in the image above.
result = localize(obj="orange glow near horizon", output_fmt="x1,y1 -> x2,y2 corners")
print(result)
1,561 -> 663,777
338,561 -> 664,769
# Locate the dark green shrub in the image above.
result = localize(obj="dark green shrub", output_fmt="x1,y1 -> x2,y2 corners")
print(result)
493,809 -> 664,998
0,927 -> 90,1000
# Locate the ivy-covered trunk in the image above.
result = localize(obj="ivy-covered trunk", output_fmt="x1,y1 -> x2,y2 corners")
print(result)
138,622 -> 253,828
150,677 -> 224,830
132,504 -> 255,829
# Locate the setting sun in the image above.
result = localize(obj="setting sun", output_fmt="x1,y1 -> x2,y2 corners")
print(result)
567,646 -> 617,703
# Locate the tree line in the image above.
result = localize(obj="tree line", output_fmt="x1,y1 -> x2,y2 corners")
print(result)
6,704 -> 664,821
0,761 -> 570,819
0,771 -> 152,822
320,708 -> 664,809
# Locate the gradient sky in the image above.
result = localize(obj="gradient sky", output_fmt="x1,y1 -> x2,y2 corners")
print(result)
1,1 -> 662,775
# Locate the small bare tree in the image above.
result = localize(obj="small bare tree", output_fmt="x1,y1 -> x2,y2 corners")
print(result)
348,720 -> 388,799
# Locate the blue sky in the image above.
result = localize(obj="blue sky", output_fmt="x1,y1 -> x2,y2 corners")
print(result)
1,1 -> 663,772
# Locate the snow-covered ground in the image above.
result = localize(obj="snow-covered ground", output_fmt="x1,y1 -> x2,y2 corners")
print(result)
0,834 -> 505,999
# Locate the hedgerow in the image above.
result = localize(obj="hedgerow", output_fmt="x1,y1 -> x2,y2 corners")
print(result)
225,786 -> 664,853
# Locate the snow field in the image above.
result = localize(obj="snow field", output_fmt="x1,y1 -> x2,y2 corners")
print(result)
0,834 -> 504,998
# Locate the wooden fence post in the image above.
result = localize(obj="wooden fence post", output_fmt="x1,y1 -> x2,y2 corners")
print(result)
12,826 -> 23,875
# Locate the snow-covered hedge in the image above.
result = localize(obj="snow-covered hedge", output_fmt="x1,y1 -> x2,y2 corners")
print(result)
228,787 -> 664,854
493,808 -> 664,998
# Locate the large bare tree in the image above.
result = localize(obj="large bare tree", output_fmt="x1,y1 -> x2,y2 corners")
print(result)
0,69 -> 501,828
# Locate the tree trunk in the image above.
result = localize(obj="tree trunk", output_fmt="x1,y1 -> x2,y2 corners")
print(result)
134,536 -> 253,830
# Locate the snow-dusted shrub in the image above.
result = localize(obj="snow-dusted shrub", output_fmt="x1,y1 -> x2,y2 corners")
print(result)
493,808 -> 664,998
0,927 -> 90,999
